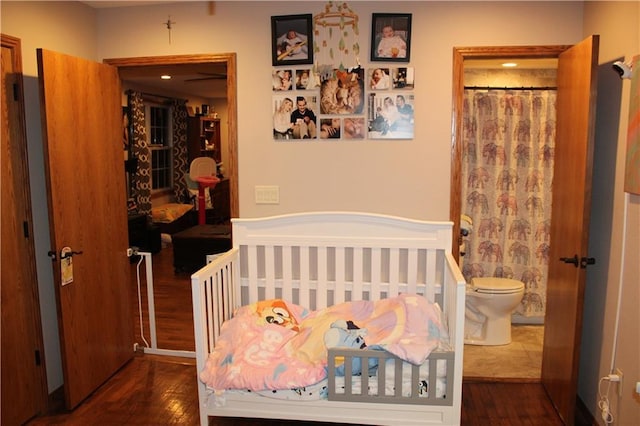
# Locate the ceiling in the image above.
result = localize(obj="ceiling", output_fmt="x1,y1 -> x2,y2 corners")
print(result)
117,62 -> 227,99
81,1 -> 182,8
465,58 -> 558,69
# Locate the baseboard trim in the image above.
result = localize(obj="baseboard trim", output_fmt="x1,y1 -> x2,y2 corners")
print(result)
575,394 -> 597,426
47,385 -> 65,414
463,376 -> 541,384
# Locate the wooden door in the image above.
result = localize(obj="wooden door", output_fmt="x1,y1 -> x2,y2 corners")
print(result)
541,35 -> 599,425
1,34 -> 48,425
37,49 -> 133,409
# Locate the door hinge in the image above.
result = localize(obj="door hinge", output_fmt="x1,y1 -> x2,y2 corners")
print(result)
13,83 -> 20,101
23,221 -> 29,238
35,349 -> 41,366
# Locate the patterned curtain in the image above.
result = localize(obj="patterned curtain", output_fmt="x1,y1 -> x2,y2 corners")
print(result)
460,89 -> 556,320
128,91 -> 152,215
172,99 -> 189,203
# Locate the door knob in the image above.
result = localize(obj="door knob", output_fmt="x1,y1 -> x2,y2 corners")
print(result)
61,250 -> 83,259
560,255 -> 579,267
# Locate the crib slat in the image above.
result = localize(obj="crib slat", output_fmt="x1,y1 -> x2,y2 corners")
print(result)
265,246 -> 275,300
335,247 -> 345,303
282,245 -> 293,302
317,247 -> 327,309
352,247 -> 363,300
378,355 -> 386,396
394,357 -> 402,397
299,246 -> 310,308
247,244 -> 259,303
371,248 -> 381,299
407,248 -> 418,295
389,248 -> 400,296
429,357 -> 438,401
426,250 -> 437,302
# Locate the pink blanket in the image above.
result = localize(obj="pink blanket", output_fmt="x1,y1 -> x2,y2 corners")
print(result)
200,294 -> 445,391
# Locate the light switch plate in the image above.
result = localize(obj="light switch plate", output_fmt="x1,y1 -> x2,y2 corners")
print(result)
255,185 -> 279,204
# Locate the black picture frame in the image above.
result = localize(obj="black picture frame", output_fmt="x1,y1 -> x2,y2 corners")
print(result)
271,14 -> 314,66
370,13 -> 412,63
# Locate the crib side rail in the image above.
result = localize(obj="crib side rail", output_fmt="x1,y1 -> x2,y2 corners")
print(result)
191,248 -> 239,374
327,348 -> 455,406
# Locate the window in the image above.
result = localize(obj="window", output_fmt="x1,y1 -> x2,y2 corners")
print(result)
146,105 -> 173,191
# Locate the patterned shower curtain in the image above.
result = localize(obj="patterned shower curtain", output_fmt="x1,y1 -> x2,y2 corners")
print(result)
460,89 -> 556,320
129,91 -> 152,215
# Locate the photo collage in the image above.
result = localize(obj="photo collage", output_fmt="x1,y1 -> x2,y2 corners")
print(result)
271,12 -> 414,141
272,67 -> 414,141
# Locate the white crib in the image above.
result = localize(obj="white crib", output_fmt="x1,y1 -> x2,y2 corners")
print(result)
191,211 -> 466,425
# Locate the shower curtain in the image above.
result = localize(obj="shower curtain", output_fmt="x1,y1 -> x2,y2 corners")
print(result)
461,88 -> 556,320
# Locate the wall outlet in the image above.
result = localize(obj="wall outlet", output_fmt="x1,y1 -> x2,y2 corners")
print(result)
255,185 -> 279,204
616,368 -> 622,396
615,368 -> 623,397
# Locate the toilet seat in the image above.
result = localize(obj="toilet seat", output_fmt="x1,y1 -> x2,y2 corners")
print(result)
470,277 -> 524,294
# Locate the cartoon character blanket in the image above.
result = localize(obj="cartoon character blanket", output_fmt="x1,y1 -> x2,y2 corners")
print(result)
199,294 -> 446,392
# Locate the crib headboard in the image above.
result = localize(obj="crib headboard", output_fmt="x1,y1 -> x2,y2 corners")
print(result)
230,211 -> 454,310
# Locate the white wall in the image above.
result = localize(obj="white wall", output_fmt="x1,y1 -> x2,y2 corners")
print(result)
581,2 -> 640,424
93,1 -> 583,220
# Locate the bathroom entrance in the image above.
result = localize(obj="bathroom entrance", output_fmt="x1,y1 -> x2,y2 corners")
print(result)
450,37 -> 599,425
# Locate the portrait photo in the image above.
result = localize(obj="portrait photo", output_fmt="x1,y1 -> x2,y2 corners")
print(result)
343,117 -> 366,140
370,13 -> 412,62
272,69 -> 293,91
367,92 -> 415,139
368,67 -> 391,90
273,94 -> 319,140
271,14 -> 313,66
319,68 -> 365,115
391,67 -> 415,90
319,118 -> 342,139
295,69 -> 312,90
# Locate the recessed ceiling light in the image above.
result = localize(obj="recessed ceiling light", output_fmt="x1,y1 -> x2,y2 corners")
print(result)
502,62 -> 518,68
161,75 -> 172,80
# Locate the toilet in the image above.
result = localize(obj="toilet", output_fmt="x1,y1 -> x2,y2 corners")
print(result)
464,277 -> 525,346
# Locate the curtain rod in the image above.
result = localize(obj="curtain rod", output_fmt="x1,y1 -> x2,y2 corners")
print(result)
464,86 -> 557,91
125,89 -> 187,104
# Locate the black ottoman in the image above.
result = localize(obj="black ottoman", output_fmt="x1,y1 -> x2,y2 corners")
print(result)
172,224 -> 232,273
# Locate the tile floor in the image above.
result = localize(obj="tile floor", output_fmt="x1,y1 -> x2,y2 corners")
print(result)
463,324 -> 544,380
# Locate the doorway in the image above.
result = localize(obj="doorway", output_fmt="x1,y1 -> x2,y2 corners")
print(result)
104,53 -> 238,220
450,45 -> 567,381
104,54 -> 238,354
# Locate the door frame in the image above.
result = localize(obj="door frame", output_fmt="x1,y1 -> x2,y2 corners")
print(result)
104,53 -> 239,219
449,45 -> 570,260
1,33 -> 49,423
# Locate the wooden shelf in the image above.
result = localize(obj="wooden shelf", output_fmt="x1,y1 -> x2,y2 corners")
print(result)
187,117 -> 221,163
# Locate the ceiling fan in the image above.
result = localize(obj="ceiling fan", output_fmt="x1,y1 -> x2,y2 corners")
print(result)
185,72 -> 227,82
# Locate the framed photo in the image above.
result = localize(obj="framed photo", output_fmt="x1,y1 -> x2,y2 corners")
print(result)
370,13 -> 412,62
367,92 -> 415,139
271,14 -> 313,66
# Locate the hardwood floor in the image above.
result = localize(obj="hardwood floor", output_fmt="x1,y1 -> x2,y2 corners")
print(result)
27,354 -> 565,426
27,242 -> 573,425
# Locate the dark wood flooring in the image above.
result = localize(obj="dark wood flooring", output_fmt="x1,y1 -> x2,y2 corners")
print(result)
26,243 -> 579,426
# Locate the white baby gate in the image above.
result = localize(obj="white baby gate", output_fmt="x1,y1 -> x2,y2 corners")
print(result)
134,251 -> 195,358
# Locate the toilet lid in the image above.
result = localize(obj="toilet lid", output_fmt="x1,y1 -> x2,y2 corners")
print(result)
471,277 -> 524,294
